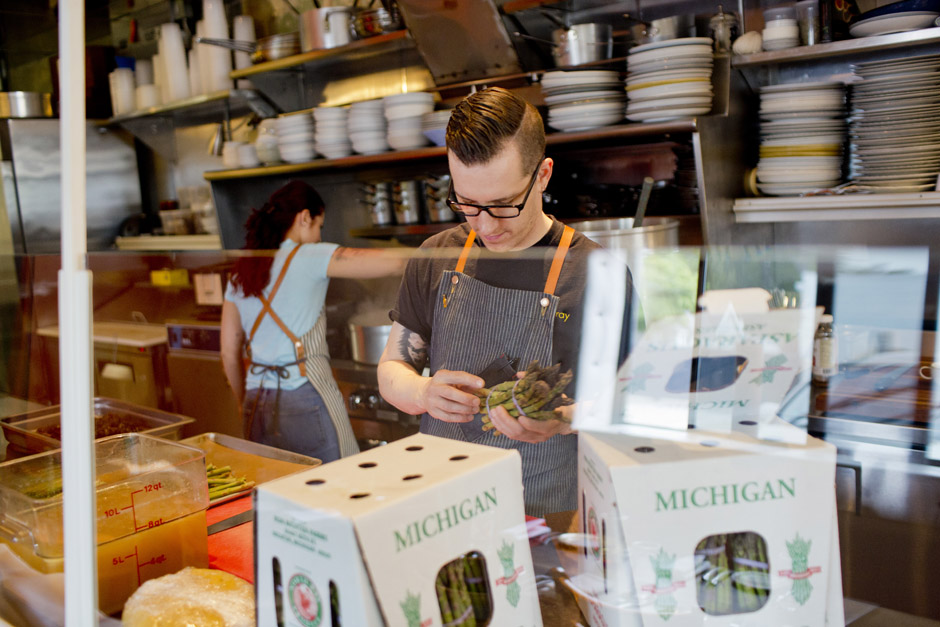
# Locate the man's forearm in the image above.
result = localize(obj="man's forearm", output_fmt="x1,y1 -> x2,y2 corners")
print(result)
377,360 -> 428,416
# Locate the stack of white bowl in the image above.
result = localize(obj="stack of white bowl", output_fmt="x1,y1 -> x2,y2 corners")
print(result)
349,99 -> 389,155
421,109 -> 452,146
384,92 -> 435,150
762,7 -> 800,51
847,53 -> 940,193
275,111 -> 316,164
625,38 -> 714,123
541,70 -> 625,132
313,106 -> 353,159
756,81 -> 847,196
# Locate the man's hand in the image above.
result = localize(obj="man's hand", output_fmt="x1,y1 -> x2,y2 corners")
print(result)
487,403 -> 574,443
419,369 -> 484,423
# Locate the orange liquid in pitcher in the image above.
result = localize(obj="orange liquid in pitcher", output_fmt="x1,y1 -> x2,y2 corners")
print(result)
2,510 -> 208,616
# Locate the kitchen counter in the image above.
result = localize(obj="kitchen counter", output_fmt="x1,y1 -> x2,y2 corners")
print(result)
37,322 -> 168,349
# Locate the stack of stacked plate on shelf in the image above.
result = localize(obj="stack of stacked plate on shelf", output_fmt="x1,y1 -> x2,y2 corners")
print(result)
348,99 -> 389,155
625,37 -> 714,123
847,53 -> 940,193
275,110 -> 316,164
756,81 -> 847,196
312,106 -> 352,160
384,92 -> 435,150
421,109 -> 452,146
541,70 -> 625,132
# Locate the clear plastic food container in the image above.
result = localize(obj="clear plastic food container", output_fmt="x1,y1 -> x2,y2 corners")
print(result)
0,433 -> 209,615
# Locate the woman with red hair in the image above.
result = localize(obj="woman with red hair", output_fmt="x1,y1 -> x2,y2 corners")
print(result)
221,180 -> 402,462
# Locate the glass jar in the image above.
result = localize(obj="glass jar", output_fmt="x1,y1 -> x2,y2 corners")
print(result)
708,7 -> 740,54
812,314 -> 838,385
254,118 -> 281,165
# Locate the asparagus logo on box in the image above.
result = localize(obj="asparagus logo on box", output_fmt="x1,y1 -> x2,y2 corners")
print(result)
748,353 -> 792,385
394,487 -> 498,551
496,541 -> 523,607
778,533 -> 821,605
642,548 -> 684,621
288,573 -> 322,627
400,590 -> 431,627
655,478 -> 796,512
587,508 -> 601,559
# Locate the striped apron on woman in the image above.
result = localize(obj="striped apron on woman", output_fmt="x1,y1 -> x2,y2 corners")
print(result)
245,244 -> 359,459
422,226 -> 576,516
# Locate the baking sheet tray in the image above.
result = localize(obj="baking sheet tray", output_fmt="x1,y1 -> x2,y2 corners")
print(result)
0,397 -> 195,455
180,432 -> 320,506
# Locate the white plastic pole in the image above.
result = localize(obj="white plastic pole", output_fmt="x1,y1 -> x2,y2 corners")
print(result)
58,0 -> 98,623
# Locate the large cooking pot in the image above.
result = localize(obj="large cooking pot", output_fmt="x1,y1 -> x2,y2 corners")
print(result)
551,23 -> 613,66
301,7 -> 354,52
348,312 -> 392,365
567,216 -> 679,268
0,92 -> 53,118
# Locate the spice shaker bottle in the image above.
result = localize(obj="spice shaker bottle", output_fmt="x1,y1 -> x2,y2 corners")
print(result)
812,313 -> 837,385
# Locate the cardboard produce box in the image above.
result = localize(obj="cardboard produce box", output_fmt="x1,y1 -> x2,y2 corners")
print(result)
575,426 -> 843,627
254,433 -> 542,627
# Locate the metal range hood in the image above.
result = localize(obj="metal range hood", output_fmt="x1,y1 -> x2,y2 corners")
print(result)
395,0 -> 524,85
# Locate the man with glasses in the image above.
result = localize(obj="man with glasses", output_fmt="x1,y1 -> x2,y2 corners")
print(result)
378,87 -> 630,516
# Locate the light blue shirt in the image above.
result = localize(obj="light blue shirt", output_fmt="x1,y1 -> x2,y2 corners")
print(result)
225,239 -> 338,390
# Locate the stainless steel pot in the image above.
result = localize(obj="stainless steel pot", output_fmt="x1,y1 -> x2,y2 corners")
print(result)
0,92 -> 53,118
551,23 -> 613,66
348,313 -> 393,365
567,217 -> 679,269
301,7 -> 354,52
353,6 -> 402,38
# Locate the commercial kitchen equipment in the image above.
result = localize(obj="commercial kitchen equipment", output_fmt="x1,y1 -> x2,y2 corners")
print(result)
37,322 -> 171,410
166,319 -> 241,438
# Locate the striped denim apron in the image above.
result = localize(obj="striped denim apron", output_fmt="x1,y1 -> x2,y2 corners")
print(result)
423,226 -> 577,516
245,244 -> 359,459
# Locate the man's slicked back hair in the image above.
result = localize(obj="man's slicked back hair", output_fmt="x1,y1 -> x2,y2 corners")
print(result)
445,87 -> 545,175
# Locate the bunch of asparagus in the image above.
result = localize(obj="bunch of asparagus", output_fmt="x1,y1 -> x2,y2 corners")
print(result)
206,463 -> 254,501
434,553 -> 491,626
472,361 -> 574,435
695,532 -> 770,615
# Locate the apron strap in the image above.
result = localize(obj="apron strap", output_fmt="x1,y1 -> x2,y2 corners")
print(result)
245,242 -> 307,377
455,229 -> 477,273
544,225 -> 574,296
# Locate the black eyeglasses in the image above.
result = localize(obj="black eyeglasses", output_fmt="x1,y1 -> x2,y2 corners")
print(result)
446,158 -> 544,219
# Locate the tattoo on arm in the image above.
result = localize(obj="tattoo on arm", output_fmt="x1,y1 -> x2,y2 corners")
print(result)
398,328 -> 428,372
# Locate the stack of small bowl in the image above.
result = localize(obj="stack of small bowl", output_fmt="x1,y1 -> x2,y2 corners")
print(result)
756,81 -> 847,195
313,106 -> 352,160
421,109 -> 452,147
349,99 -> 389,155
384,92 -> 435,151
275,111 -> 316,164
541,70 -> 625,132
625,37 -> 714,123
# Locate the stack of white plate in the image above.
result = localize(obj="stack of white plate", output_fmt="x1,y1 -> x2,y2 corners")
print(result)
421,109 -> 452,146
348,99 -> 389,155
847,53 -> 940,193
275,111 -> 316,164
625,37 -> 714,123
312,106 -> 352,160
541,70 -> 625,132
756,81 -> 847,196
384,92 -> 435,150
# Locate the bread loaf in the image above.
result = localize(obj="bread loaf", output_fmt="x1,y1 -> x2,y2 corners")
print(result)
121,567 -> 254,627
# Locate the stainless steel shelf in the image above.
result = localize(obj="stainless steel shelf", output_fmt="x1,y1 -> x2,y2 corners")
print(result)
102,89 -> 275,127
203,120 -> 698,181
732,27 -> 940,67
230,31 -> 415,79
733,192 -> 940,223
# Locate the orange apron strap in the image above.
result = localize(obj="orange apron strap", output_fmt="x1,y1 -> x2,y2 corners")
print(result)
455,229 -> 477,274
245,242 -> 307,376
543,225 -> 574,296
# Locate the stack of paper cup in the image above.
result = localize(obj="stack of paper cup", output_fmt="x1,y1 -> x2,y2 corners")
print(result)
160,23 -> 191,102
135,60 -> 153,87
232,15 -> 256,89
109,68 -> 136,116
188,49 -> 202,97
136,84 -> 160,110
203,0 -> 233,93
195,20 -> 210,96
